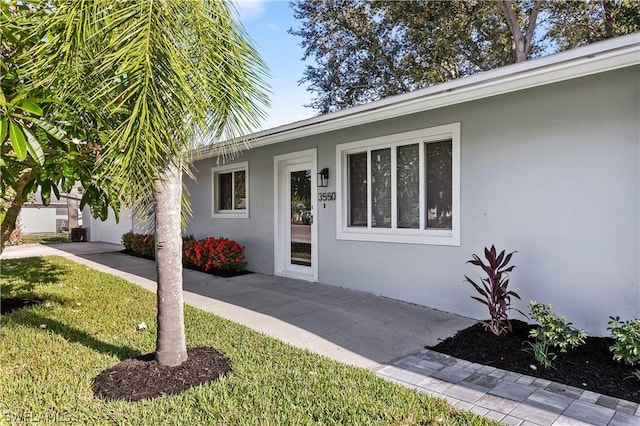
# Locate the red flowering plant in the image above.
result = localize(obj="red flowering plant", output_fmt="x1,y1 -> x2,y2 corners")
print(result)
184,237 -> 245,272
182,235 -> 197,267
123,233 -> 245,273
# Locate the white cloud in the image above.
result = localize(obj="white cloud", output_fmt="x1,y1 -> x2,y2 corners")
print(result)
233,0 -> 267,22
264,22 -> 282,32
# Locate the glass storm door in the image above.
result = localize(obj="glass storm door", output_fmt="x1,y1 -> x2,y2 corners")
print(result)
274,149 -> 318,282
289,167 -> 312,268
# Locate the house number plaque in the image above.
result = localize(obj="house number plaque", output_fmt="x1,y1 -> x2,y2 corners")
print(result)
318,190 -> 336,208
318,191 -> 336,202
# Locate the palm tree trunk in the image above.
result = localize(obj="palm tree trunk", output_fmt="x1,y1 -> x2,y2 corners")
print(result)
154,162 -> 187,366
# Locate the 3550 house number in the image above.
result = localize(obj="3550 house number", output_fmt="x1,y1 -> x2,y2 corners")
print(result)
318,192 -> 336,201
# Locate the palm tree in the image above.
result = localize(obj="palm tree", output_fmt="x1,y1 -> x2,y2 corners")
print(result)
34,0 -> 268,366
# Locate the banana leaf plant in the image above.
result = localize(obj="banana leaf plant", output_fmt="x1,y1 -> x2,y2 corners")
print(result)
464,245 -> 524,336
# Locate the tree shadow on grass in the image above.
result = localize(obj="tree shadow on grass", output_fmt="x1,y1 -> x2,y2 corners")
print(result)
1,257 -> 67,295
2,257 -> 72,315
6,311 -> 140,361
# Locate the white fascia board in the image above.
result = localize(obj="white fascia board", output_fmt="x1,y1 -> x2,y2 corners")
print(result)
195,34 -> 640,160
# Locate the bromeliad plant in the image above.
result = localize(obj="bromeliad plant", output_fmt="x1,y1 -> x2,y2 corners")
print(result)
464,245 -> 523,336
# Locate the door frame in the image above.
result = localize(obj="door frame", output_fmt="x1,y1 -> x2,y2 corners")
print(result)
274,149 -> 318,282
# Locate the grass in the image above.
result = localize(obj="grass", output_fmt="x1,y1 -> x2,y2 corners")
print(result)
14,232 -> 70,245
0,256 -> 498,425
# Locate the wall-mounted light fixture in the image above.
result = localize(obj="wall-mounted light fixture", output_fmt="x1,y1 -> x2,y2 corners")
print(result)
317,168 -> 329,187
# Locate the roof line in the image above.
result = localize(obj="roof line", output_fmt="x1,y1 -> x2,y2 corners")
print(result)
194,33 -> 640,161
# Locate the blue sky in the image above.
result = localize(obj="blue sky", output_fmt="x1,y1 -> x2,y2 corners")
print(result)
235,0 -> 315,130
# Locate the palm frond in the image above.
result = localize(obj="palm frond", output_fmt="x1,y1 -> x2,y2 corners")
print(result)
32,0 -> 268,218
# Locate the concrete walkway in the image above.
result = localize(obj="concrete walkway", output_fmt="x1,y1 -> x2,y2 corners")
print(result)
2,242 -> 639,426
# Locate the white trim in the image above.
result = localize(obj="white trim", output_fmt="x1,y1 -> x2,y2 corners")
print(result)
194,34 -> 639,160
273,149 -> 318,282
336,123 -> 460,246
211,161 -> 249,219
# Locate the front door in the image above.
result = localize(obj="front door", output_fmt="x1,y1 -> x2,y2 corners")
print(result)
274,150 -> 318,281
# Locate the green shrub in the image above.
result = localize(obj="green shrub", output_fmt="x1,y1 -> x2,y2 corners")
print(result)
608,316 -> 640,380
122,232 -> 137,254
524,301 -> 586,368
121,232 -> 154,257
121,231 -> 136,251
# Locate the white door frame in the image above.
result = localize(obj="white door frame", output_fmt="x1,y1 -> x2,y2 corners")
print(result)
274,149 -> 318,282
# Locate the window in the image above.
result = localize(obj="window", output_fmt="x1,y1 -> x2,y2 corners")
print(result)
212,161 -> 249,218
337,123 -> 460,245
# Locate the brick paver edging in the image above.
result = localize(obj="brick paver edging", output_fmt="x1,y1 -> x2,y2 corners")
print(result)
375,349 -> 640,426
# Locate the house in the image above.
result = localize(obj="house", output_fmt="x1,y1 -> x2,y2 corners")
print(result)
87,34 -> 639,335
82,208 -> 144,244
19,186 -> 82,234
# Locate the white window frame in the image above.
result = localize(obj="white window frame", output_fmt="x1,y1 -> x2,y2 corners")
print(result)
211,161 -> 249,219
336,123 -> 460,246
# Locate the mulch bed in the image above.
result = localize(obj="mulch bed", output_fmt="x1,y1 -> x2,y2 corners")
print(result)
429,320 -> 640,403
120,249 -> 253,278
1,297 -> 43,315
93,346 -> 232,401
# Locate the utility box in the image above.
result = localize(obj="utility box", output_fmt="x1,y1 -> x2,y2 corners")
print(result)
71,227 -> 87,242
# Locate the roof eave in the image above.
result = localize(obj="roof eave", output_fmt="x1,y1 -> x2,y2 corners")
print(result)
194,33 -> 640,161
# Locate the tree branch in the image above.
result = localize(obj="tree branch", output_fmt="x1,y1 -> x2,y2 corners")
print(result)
497,0 -> 542,62
497,0 -> 521,40
525,1 -> 544,48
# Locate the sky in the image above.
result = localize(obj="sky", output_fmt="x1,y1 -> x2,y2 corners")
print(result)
234,0 -> 316,130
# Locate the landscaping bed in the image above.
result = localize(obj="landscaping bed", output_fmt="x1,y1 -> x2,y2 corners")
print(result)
429,319 -> 640,403
92,347 -> 232,401
121,232 -> 250,277
120,249 -> 253,278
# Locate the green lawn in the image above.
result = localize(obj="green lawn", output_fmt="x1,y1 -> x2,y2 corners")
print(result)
0,257 -> 497,425
14,232 -> 70,245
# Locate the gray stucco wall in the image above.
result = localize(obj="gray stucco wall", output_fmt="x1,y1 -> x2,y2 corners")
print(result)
186,66 -> 640,335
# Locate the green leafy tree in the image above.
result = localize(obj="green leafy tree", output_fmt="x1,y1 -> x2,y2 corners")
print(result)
290,0 -> 530,113
0,2 -> 120,251
290,0 -> 639,114
35,0 -> 268,366
545,0 -> 640,50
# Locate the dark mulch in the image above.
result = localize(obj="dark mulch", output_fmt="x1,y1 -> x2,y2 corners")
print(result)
93,346 -> 232,401
1,297 -> 42,315
429,320 -> 640,403
189,266 -> 253,278
120,249 -> 253,278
